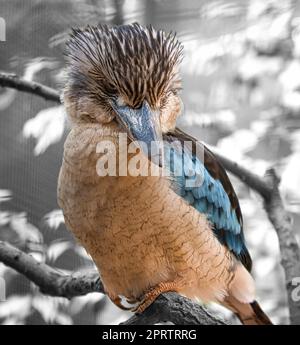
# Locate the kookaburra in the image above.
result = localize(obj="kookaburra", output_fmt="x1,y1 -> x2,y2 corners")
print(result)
58,23 -> 272,325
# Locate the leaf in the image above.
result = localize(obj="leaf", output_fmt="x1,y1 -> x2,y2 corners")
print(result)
32,296 -> 57,323
246,2 -> 292,51
183,38 -> 233,76
44,209 -> 64,231
279,61 -> 300,91
54,312 -> 73,325
10,212 -> 43,245
29,252 -> 44,264
0,211 -> 10,227
0,89 -> 16,111
238,53 -> 282,82
70,293 -> 105,315
32,295 -> 72,324
22,106 -> 65,155
180,109 -> 236,130
0,295 -> 31,319
0,262 -> 12,277
46,240 -> 72,263
1,317 -> 24,325
281,91 -> 300,112
280,153 -> 300,211
250,119 -> 271,137
22,57 -> 59,82
0,189 -> 12,203
245,202 -> 280,257
201,1 -> 243,19
74,246 -> 94,262
254,257 -> 277,278
293,17 -> 300,58
217,129 -> 259,156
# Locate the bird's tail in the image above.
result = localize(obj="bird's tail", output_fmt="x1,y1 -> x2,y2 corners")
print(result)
223,262 -> 272,325
224,297 -> 273,325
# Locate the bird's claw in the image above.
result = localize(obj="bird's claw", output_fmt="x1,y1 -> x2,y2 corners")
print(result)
132,281 -> 179,314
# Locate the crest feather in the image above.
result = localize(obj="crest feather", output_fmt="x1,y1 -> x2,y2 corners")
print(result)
65,23 -> 183,109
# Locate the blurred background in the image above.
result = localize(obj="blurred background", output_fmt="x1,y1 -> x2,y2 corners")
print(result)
0,0 -> 300,325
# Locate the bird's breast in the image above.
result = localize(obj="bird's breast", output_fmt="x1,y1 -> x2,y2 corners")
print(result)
58,125 -> 235,301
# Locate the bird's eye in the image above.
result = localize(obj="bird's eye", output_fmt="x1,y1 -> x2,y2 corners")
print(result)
106,83 -> 117,95
163,89 -> 179,102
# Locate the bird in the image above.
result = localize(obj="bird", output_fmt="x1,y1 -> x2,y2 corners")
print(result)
58,23 -> 272,325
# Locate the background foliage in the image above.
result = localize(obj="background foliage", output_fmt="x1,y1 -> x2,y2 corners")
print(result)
1,0 -> 300,324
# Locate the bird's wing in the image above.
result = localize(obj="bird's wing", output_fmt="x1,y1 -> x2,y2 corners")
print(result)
162,127 -> 252,271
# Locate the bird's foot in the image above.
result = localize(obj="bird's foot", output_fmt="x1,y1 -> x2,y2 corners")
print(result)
132,281 -> 179,314
111,296 -> 133,311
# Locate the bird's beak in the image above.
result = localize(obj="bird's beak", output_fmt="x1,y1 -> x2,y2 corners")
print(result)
111,100 -> 163,166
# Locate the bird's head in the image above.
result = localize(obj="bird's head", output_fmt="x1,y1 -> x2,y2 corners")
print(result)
64,23 -> 183,147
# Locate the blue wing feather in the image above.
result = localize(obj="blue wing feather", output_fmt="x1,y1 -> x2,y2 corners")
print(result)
163,130 -> 252,271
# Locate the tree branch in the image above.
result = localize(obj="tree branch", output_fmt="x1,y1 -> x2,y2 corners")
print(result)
263,169 -> 300,325
0,72 -> 60,103
122,293 -> 227,325
0,240 -> 228,325
0,241 -> 103,298
214,153 -> 300,325
1,72 -> 300,324
213,151 -> 273,199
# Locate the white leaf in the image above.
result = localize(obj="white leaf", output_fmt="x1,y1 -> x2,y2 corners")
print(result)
44,209 -> 64,231
1,317 -> 24,325
279,61 -> 300,91
23,57 -> 58,82
10,213 -> 43,244
280,153 -> 300,211
0,262 -> 12,277
0,295 -> 31,318
47,241 -> 72,263
201,1 -> 242,19
254,257 -> 277,278
292,17 -> 300,58
0,211 -> 10,226
290,129 -> 300,151
181,109 -> 236,130
70,293 -> 105,315
55,312 -> 73,325
32,295 -> 66,324
246,7 -> 292,46
217,129 -> 258,156
22,106 -> 65,155
74,246 -> 94,262
0,89 -> 16,111
250,119 -> 271,136
29,252 -> 44,263
238,53 -> 282,81
0,189 -> 12,203
281,91 -> 300,112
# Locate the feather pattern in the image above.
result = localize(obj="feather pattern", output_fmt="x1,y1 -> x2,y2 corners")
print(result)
64,23 -> 183,111
163,128 -> 252,271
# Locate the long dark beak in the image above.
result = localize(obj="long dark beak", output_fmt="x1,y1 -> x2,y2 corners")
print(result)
111,100 -> 162,166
